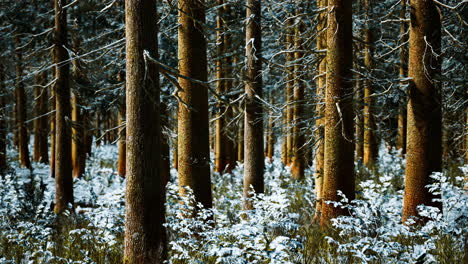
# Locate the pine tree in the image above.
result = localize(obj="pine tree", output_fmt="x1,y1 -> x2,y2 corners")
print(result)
243,0 -> 264,208
177,0 -> 213,209
53,0 -> 73,214
320,0 -> 355,225
124,0 -> 166,262
402,0 -> 442,223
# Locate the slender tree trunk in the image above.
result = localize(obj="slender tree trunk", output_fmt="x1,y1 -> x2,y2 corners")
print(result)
177,0 -> 213,209
33,71 -> 49,163
50,68 -> 56,178
237,112 -> 244,162
314,0 -> 327,220
285,18 -> 294,165
15,37 -> 32,169
71,92 -> 85,178
124,0 -> 166,262
402,0 -> 442,223
396,0 -> 408,155
95,112 -> 101,146
243,0 -> 264,209
214,0 -> 233,174
320,0 -> 355,226
161,102 -> 170,189
117,103 -> 126,178
355,72 -> 364,160
0,64 -> 6,171
53,0 -> 73,214
291,9 -> 305,180
362,0 -> 377,168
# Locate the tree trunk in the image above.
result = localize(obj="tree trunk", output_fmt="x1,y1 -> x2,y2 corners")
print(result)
362,0 -> 377,168
214,0 -> 234,174
95,112 -> 101,146
237,112 -> 244,162
53,0 -> 73,214
314,0 -> 327,221
402,0 -> 442,223
50,68 -> 56,178
0,64 -> 6,171
124,0 -> 166,262
291,9 -> 305,180
33,71 -> 49,164
320,0 -> 355,226
117,103 -> 126,178
355,71 -> 364,160
285,18 -> 294,165
15,37 -> 32,169
177,0 -> 213,209
396,0 -> 408,155
71,92 -> 85,178
243,0 -> 264,209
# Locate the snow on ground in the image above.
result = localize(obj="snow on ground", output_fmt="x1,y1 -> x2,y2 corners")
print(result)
0,142 -> 466,263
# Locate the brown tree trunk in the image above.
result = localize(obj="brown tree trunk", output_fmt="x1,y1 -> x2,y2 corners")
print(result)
95,112 -> 101,146
124,0 -> 166,262
15,37 -> 32,169
291,9 -> 305,180
396,0 -> 408,155
402,0 -> 442,223
355,72 -> 364,160
362,0 -> 377,168
285,18 -> 294,165
177,0 -> 213,209
0,64 -> 6,171
71,92 -> 85,178
33,71 -> 49,164
237,112 -> 244,162
53,0 -> 73,214
243,0 -> 264,209
314,0 -> 327,221
214,0 -> 234,174
320,0 -> 355,226
117,104 -> 126,178
50,68 -> 56,178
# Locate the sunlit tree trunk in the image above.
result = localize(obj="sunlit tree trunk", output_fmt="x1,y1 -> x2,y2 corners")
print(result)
320,0 -> 355,226
396,0 -> 408,155
362,0 -> 377,168
243,0 -> 264,209
285,18 -> 294,165
177,0 -> 213,209
117,103 -> 126,178
265,95 -> 275,162
214,0 -> 234,174
124,0 -> 166,262
33,71 -> 49,164
291,7 -> 305,180
314,0 -> 327,220
71,92 -> 85,178
402,0 -> 442,223
53,0 -> 73,214
15,37 -> 31,169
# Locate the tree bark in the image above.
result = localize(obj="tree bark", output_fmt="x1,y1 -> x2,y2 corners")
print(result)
320,0 -> 355,226
50,68 -> 56,178
33,71 -> 49,164
402,0 -> 442,223
177,0 -> 213,209
285,18 -> 294,165
396,0 -> 408,155
362,0 -> 377,168
124,0 -> 166,262
314,0 -> 327,221
53,0 -> 73,214
243,0 -> 264,209
291,8 -> 306,180
71,92 -> 85,178
214,0 -> 234,174
117,103 -> 126,178
15,37 -> 32,169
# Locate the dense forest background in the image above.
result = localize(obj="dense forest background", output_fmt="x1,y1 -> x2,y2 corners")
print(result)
0,0 -> 466,263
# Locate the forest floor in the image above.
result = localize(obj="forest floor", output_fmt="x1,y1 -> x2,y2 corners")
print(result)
0,142 -> 466,263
